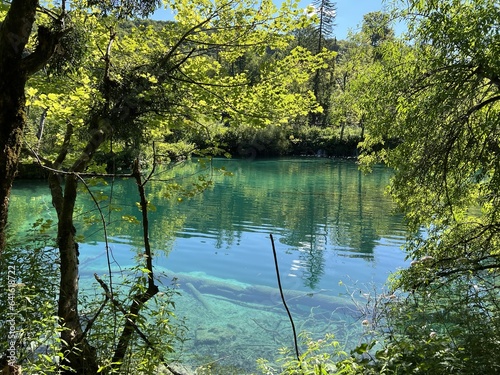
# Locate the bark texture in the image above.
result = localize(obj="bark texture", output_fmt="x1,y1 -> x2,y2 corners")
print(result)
0,0 -> 61,253
0,0 -> 37,253
49,124 -> 111,374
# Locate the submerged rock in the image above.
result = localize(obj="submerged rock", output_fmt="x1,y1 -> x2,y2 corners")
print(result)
195,325 -> 236,346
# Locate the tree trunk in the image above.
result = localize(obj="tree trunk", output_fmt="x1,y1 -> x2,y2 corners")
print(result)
0,0 -> 37,254
109,160 -> 159,371
0,0 -> 62,253
50,125 -> 111,374
310,70 -> 322,126
56,174 -> 99,374
340,119 -> 346,142
49,170 -> 99,374
0,64 -> 28,254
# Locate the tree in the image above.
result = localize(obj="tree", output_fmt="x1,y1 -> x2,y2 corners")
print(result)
4,0 -> 327,373
15,3 -> 161,373
359,0 -> 500,372
329,34 -> 375,141
361,11 -> 394,49
0,0 -> 66,254
311,0 -> 336,53
308,0 -> 336,127
328,12 -> 394,141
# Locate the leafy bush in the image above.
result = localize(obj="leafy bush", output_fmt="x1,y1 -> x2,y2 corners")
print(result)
0,219 -> 186,374
209,124 -> 363,158
259,273 -> 500,375
257,332 -> 351,375
0,220 -> 64,373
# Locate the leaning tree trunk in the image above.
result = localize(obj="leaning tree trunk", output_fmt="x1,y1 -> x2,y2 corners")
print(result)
0,0 -> 62,254
49,124 -> 111,374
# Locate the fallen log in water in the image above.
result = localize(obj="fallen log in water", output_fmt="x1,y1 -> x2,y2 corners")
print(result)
163,269 -> 357,316
185,282 -> 213,314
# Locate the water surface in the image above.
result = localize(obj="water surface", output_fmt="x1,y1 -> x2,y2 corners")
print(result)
10,158 -> 408,372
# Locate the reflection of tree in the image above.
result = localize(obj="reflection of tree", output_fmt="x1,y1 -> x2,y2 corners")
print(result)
9,159 -> 403,289
275,161 -> 396,287
8,181 -> 57,240
328,163 -> 396,255
297,235 -> 326,289
188,159 -> 402,288
280,182 -> 329,289
352,169 -> 379,255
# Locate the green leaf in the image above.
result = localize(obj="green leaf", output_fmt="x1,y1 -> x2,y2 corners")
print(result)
122,215 -> 140,224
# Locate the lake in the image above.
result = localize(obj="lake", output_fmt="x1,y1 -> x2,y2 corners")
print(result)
9,158 -> 408,373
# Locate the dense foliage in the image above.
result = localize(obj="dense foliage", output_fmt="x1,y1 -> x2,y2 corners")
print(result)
0,0 -> 333,373
1,0 -> 499,373
359,0 -> 500,373
267,0 -> 500,374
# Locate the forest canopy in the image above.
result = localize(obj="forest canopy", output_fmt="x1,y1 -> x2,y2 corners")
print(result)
0,0 -> 336,373
0,0 -> 499,374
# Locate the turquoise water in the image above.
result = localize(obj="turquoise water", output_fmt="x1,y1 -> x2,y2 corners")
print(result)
10,158 -> 408,372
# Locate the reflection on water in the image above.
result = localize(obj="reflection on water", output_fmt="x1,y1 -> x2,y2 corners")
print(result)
10,158 -> 408,372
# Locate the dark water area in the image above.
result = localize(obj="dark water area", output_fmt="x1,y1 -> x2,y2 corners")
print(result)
9,158 -> 409,372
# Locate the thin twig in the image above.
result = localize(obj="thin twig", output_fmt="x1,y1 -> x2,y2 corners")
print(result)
76,174 -> 114,299
269,233 -> 301,364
